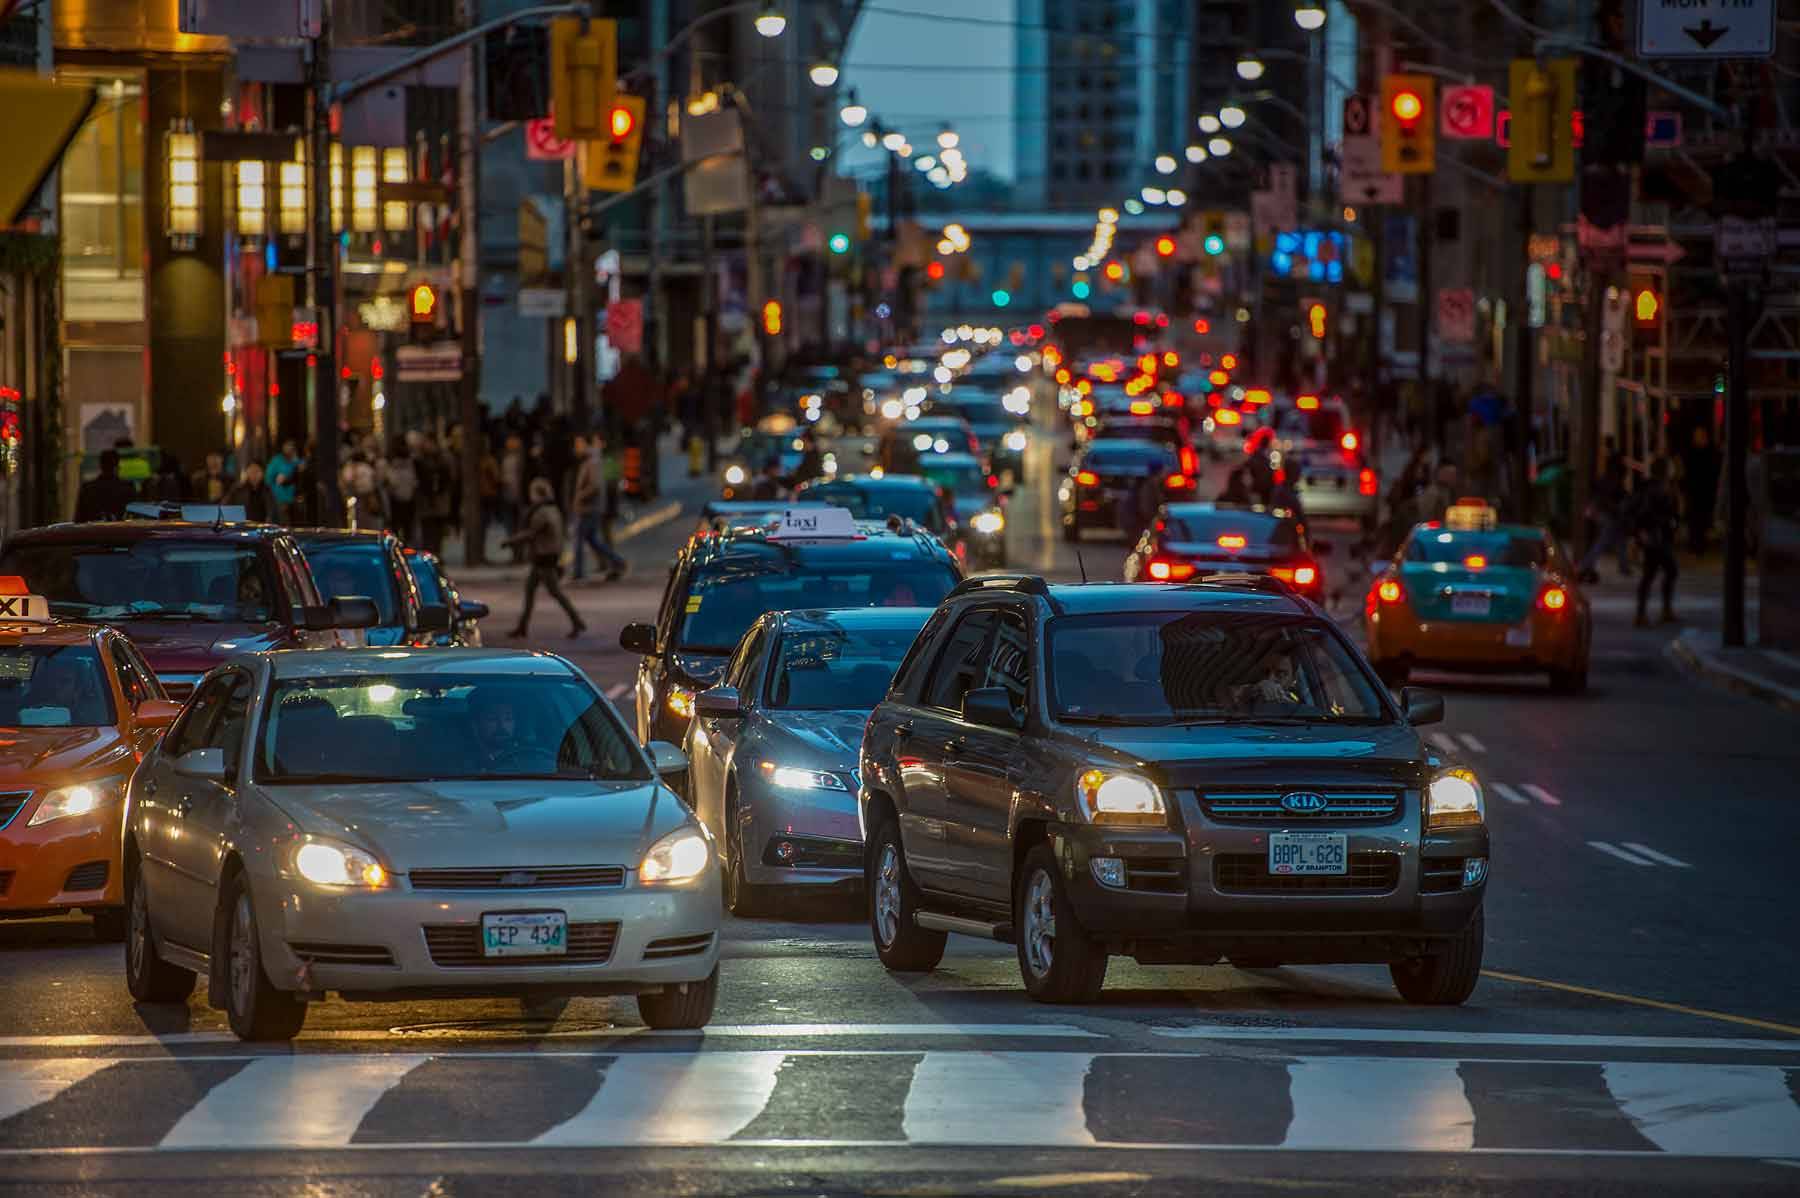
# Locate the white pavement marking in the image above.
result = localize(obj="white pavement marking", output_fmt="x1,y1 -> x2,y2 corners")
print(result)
535,1051 -> 783,1145
1590,840 -> 1655,866
0,1023 -> 1101,1050
1605,1063 -> 1800,1157
1283,1058 -> 1474,1151
605,683 -> 629,700
160,1055 -> 427,1148
614,500 -> 682,542
1427,732 -> 1459,756
1522,783 -> 1563,807
0,1058 -> 112,1122
647,1023 -> 1104,1039
1622,843 -> 1693,869
1457,732 -> 1487,754
1490,782 -> 1530,805
1147,1027 -> 1800,1053
0,1033 -> 241,1049
904,1051 -> 1096,1145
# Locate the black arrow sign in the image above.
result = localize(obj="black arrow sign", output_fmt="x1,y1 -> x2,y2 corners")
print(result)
1684,19 -> 1729,48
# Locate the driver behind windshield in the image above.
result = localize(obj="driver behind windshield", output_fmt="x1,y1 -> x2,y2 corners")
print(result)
468,687 -> 526,770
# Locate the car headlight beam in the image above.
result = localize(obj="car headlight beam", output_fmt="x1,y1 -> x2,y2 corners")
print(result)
1075,769 -> 1166,825
760,762 -> 848,791
292,839 -> 390,888
1426,768 -> 1485,830
639,826 -> 712,884
27,777 -> 126,827
971,509 -> 1005,535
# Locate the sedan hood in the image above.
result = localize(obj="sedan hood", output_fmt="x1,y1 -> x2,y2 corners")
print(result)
762,709 -> 870,765
0,725 -> 132,779
1083,721 -> 1427,785
120,622 -> 288,674
261,779 -> 694,870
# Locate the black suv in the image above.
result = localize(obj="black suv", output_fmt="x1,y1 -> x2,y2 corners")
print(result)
621,511 -> 963,748
859,574 -> 1488,1005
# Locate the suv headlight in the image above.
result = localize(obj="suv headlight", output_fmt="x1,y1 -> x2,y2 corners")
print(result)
27,777 -> 126,827
971,509 -> 1005,535
760,762 -> 847,791
639,826 -> 711,885
292,838 -> 390,888
1075,769 -> 1166,826
1426,769 -> 1485,830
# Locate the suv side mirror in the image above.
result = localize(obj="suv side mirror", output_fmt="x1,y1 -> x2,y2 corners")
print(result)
135,698 -> 185,730
297,604 -> 335,631
1402,686 -> 1444,726
620,622 -> 659,655
962,686 -> 1022,731
174,747 -> 227,782
331,596 -> 380,630
694,686 -> 744,719
416,603 -> 452,633
647,740 -> 689,782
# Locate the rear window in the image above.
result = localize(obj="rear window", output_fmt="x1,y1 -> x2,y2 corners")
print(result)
1083,443 -> 1175,473
298,541 -> 400,626
676,558 -> 956,653
799,484 -> 944,532
1279,408 -> 1347,442
0,539 -> 278,624
1406,530 -> 1547,567
1163,510 -> 1297,549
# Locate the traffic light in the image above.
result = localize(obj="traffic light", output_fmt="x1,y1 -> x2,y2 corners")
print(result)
1203,234 -> 1225,256
583,93 -> 645,192
549,17 -> 617,140
828,232 -> 851,254
1155,235 -> 1176,257
409,282 -> 440,341
1380,74 -> 1436,174
1304,299 -> 1327,340
926,260 -> 945,282
761,299 -> 782,336
1630,276 -> 1662,346
1507,58 -> 1577,183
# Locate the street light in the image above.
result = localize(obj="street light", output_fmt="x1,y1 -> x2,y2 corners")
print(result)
840,92 -> 867,126
1208,137 -> 1233,156
754,1 -> 787,37
915,155 -> 936,171
1220,105 -> 1247,128
1197,114 -> 1221,134
1185,143 -> 1207,163
1141,186 -> 1167,204
1294,2 -> 1327,30
809,61 -> 839,87
881,130 -> 906,151
1236,57 -> 1267,81
938,128 -> 959,149
1154,154 -> 1177,175
1167,188 -> 1188,206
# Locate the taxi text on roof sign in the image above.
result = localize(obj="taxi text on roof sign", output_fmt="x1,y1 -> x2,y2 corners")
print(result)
0,577 -> 52,624
768,505 -> 861,541
1444,499 -> 1499,531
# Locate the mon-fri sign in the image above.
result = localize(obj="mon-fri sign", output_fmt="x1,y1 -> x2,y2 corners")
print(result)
1340,137 -> 1403,205
1637,0 -> 1774,57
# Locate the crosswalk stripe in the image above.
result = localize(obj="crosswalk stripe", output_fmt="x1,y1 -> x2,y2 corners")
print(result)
903,1052 -> 1095,1145
1522,783 -> 1563,807
1622,843 -> 1693,869
1604,1063 -> 1800,1157
1458,732 -> 1486,754
160,1055 -> 427,1149
1427,732 -> 1459,756
1490,782 -> 1530,805
1590,841 -> 1654,866
534,1051 -> 784,1146
1147,1027 -> 1800,1052
649,1023 -> 1104,1039
0,1059 -> 111,1124
1283,1058 -> 1474,1151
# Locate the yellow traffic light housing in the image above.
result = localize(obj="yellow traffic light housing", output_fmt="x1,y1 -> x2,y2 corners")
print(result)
762,299 -> 783,336
1507,58 -> 1576,184
584,94 -> 647,193
550,17 -> 618,141
1380,75 -> 1436,174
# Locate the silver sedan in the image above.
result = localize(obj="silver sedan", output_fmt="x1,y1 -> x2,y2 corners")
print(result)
121,648 -> 719,1040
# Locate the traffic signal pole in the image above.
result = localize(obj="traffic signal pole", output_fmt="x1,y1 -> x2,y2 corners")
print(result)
1723,281 -> 1756,647
458,0 -> 486,565
307,8 -> 341,523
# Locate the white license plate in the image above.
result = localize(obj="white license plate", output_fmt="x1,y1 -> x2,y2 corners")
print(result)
1269,831 -> 1348,875
481,912 -> 567,957
1452,594 -> 1491,616
1505,625 -> 1532,647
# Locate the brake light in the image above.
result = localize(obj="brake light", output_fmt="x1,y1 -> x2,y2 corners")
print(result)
1209,370 -> 1229,386
1076,470 -> 1099,486
1147,559 -> 1196,581
1293,565 -> 1317,586
1217,534 -> 1247,550
1162,391 -> 1182,407
1297,394 -> 1320,411
1464,555 -> 1487,569
987,474 -> 999,489
1541,585 -> 1568,611
1130,400 -> 1154,415
1215,408 -> 1241,426
1359,467 -> 1377,496
1245,388 -> 1271,405
1341,431 -> 1360,452
1221,354 -> 1238,370
1179,445 -> 1198,474
1377,579 -> 1404,604
1164,474 -> 1190,489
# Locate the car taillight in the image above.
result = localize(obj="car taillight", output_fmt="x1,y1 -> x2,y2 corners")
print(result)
1359,467 -> 1377,495
1217,534 -> 1247,550
1293,564 -> 1317,586
1076,470 -> 1099,486
1297,395 -> 1320,411
1540,585 -> 1568,611
1179,445 -> 1199,474
987,473 -> 999,489
1216,408 -> 1241,426
1165,474 -> 1191,489
1147,559 -> 1195,581
1163,391 -> 1182,407
1464,555 -> 1487,569
1377,578 -> 1404,604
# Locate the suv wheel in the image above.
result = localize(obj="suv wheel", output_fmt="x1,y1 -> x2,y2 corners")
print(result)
223,876 -> 308,1041
1389,907 -> 1484,1005
867,819 -> 946,972
1015,844 -> 1107,1004
124,859 -> 195,1003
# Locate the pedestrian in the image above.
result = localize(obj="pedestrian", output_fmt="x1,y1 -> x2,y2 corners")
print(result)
382,438 -> 419,544
266,438 -> 302,523
571,435 -> 628,581
1631,457 -> 1681,627
191,451 -> 230,503
1681,425 -> 1720,555
416,434 -> 454,557
505,477 -> 587,640
224,461 -> 277,522
1578,446 -> 1632,583
1411,461 -> 1460,527
499,434 -> 525,550
146,451 -> 187,503
74,449 -> 139,521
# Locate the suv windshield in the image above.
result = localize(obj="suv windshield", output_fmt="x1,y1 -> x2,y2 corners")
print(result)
767,623 -> 924,710
0,540 -> 278,623
1279,407 -> 1347,443
798,484 -> 944,531
1164,510 -> 1296,549
406,557 -> 445,604
256,673 -> 649,783
298,541 -> 399,626
678,558 -> 956,652
1047,611 -> 1387,723
0,645 -> 115,727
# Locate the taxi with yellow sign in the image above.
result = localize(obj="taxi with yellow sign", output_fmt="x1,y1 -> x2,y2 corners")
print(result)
0,578 -> 184,940
1364,500 -> 1591,692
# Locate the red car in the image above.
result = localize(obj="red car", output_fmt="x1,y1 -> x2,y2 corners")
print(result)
1123,501 -> 1328,604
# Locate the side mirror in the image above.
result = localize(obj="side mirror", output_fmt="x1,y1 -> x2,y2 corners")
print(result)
173,747 -> 227,783
416,603 -> 452,633
620,622 -> 659,655
1313,541 -> 1334,558
135,698 -> 185,730
647,740 -> 689,781
1402,686 -> 1444,726
331,596 -> 380,630
694,685 -> 744,719
962,686 -> 1022,731
297,604 -> 335,631
457,599 -> 490,622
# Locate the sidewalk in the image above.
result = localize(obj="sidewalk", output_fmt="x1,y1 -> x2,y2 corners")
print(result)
1668,627 -> 1800,714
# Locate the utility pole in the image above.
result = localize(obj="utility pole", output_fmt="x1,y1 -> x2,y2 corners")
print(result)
1512,182 -> 1536,521
1723,280 -> 1756,646
1416,170 -> 1435,451
457,0 -> 486,564
307,3 -> 341,523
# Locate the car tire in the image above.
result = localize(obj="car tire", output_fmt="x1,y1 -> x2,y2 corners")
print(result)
1549,664 -> 1588,695
867,819 -> 946,972
1374,659 -> 1410,687
636,965 -> 718,1029
222,875 -> 308,1041
124,859 -> 195,1003
91,906 -> 127,943
722,788 -> 768,918
1389,907 -> 1484,1005
1015,843 -> 1108,1004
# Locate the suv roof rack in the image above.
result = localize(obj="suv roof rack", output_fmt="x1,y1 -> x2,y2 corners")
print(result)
1190,572 -> 1310,609
948,573 -> 1062,612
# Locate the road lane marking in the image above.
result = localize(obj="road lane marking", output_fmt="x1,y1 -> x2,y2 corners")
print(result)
1522,783 -> 1562,807
0,1058 -> 111,1122
1148,1027 -> 1800,1052
1480,970 -> 1800,1039
1590,841 -> 1654,866
646,1023 -> 1103,1039
903,1051 -> 1095,1145
1622,843 -> 1692,869
1457,733 -> 1487,754
1604,1063 -> 1800,1157
1284,1058 -> 1474,1151
534,1051 -> 782,1145
1427,732 -> 1459,755
605,683 -> 629,700
0,1023 -> 1102,1050
160,1055 -> 427,1148
1490,782 -> 1530,805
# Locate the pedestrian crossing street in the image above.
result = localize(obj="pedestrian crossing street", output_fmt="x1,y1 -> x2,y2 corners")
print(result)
3,1040 -> 1798,1157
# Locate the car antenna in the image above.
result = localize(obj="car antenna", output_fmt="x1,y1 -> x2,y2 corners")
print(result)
1075,548 -> 1089,584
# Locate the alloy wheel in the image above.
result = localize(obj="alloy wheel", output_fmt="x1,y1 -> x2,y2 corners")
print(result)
874,844 -> 902,946
1022,868 -> 1056,977
229,893 -> 256,1017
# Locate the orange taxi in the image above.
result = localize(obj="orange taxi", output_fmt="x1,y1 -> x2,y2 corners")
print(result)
0,578 -> 182,939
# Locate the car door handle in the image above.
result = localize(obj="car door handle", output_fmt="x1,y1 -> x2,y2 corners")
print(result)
943,738 -> 964,755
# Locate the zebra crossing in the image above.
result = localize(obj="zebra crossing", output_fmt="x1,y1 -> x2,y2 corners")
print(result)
2,1045 -> 1797,1157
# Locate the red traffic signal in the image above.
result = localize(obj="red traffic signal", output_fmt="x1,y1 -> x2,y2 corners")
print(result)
410,283 -> 438,322
1154,235 -> 1176,257
1633,286 -> 1660,327
1391,89 -> 1424,125
608,104 -> 635,141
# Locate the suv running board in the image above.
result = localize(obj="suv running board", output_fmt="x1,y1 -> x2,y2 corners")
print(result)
916,912 -> 1013,942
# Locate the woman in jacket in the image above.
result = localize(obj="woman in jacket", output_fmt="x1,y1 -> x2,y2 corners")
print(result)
506,477 -> 587,640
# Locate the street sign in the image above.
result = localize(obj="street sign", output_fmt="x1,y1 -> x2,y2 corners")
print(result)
1645,110 -> 1682,149
1440,85 -> 1495,140
395,343 -> 463,382
1637,0 -> 1775,57
1343,93 -> 1371,138
1340,136 -> 1403,205
1436,288 -> 1476,343
525,117 -> 574,161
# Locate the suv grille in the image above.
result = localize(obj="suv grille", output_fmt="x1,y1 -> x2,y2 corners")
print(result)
408,865 -> 625,891
1213,852 -> 1400,894
0,791 -> 30,831
422,921 -> 620,967
1199,789 -> 1402,825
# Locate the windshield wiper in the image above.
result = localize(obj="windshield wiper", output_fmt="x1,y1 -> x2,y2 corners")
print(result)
1060,713 -> 1176,726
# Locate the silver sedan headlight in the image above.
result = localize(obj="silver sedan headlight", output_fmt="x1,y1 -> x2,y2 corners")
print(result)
292,838 -> 391,888
639,826 -> 711,885
760,762 -> 848,791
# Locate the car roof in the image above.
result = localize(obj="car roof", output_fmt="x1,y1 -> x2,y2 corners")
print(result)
0,621 -> 103,647
919,452 -> 983,469
290,527 -> 391,545
691,515 -> 953,566
775,606 -> 935,634
5,522 -> 286,546
1040,581 -> 1311,616
260,648 -> 577,679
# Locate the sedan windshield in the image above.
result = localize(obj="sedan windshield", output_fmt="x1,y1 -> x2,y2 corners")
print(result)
0,540 -> 279,623
1047,611 -> 1387,723
256,673 -> 649,783
298,541 -> 400,626
678,560 -> 956,652
0,645 -> 115,728
797,484 -> 944,532
767,623 -> 925,710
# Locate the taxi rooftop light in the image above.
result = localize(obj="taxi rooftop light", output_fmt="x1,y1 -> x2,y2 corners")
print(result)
765,505 -> 863,541
1444,500 -> 1497,530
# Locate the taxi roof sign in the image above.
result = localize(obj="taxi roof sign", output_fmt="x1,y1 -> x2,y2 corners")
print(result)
1444,499 -> 1497,531
767,505 -> 862,541
0,577 -> 53,623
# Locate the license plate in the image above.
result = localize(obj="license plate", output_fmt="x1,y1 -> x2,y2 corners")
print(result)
1452,594 -> 1491,616
1269,832 -> 1348,875
481,912 -> 567,957
1505,625 -> 1532,647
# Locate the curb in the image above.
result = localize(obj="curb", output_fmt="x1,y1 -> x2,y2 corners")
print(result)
1666,629 -> 1800,715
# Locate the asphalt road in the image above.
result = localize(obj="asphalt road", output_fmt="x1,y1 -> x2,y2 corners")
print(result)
3,420 -> 1799,1195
